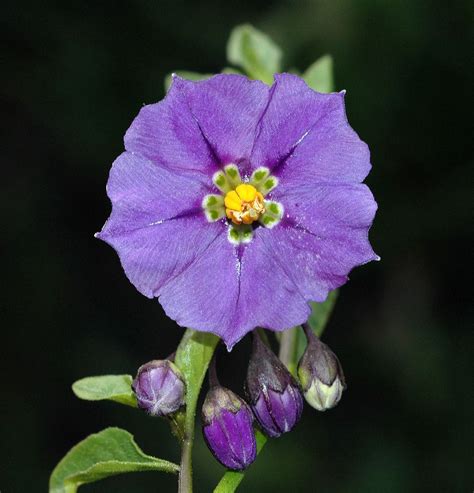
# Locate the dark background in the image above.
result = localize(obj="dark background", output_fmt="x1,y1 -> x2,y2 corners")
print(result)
2,1 -> 472,491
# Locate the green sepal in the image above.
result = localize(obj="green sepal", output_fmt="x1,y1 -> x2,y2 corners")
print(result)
226,24 -> 282,85
164,71 -> 213,92
49,427 -> 179,493
302,54 -> 334,93
72,375 -> 137,408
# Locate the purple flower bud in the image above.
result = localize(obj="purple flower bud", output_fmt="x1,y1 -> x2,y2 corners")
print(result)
202,385 -> 256,470
298,327 -> 346,411
132,359 -> 185,416
246,333 -> 304,437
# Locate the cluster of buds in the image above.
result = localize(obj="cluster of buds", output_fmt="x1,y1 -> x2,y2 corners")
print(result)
132,325 -> 345,472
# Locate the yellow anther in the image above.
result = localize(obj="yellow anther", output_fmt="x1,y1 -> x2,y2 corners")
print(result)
224,184 -> 265,225
224,190 -> 243,211
235,183 -> 257,202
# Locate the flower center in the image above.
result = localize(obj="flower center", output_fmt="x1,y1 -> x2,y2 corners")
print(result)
202,164 -> 284,244
224,184 -> 266,225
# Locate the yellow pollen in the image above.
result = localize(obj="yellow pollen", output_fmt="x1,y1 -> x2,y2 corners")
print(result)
224,184 -> 265,225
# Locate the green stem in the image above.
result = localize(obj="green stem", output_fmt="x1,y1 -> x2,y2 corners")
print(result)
178,433 -> 193,493
278,327 -> 299,375
174,330 -> 219,493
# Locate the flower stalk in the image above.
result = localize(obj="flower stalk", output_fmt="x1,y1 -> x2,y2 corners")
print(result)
278,327 -> 299,375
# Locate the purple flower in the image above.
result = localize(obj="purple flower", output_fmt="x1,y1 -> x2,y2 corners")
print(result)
246,333 -> 303,437
132,360 -> 185,416
202,385 -> 256,470
97,73 -> 378,349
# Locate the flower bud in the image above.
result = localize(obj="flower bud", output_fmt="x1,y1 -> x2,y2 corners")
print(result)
245,333 -> 303,437
132,359 -> 185,416
297,330 -> 346,411
202,385 -> 256,470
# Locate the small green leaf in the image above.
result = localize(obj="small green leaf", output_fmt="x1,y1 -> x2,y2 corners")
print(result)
213,429 -> 267,493
221,67 -> 242,75
49,427 -> 179,493
164,71 -> 213,92
227,24 -> 282,84
72,375 -> 137,408
308,289 -> 339,337
302,54 -> 334,93
175,329 -> 219,437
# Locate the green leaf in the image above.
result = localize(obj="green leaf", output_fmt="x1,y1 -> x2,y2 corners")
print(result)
164,71 -> 213,92
49,427 -> 179,493
221,67 -> 242,75
72,375 -> 137,408
213,429 -> 267,493
302,54 -> 334,93
227,24 -> 282,84
308,289 -> 339,337
175,329 -> 219,431
174,330 -> 219,490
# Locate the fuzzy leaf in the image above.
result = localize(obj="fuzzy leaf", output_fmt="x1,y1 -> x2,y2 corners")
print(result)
49,427 -> 179,493
213,429 -> 267,493
164,71 -> 213,91
221,67 -> 242,75
303,54 -> 334,93
72,375 -> 137,407
175,329 -> 219,436
308,289 -> 339,337
227,24 -> 282,84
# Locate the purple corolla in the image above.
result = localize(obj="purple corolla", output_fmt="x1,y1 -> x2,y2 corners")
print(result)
97,73 -> 378,349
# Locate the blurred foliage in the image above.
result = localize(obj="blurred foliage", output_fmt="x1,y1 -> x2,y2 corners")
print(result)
1,0 -> 472,492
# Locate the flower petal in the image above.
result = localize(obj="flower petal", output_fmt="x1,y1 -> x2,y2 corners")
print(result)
96,152 -> 222,298
158,231 -> 241,339
273,183 -> 378,255
98,215 -> 225,299
174,74 -> 270,167
251,73 -> 371,187
124,79 -> 219,180
157,223 -> 308,348
99,152 -> 210,231
261,184 -> 378,299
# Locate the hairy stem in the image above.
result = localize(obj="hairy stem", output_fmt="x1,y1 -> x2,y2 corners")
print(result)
175,330 -> 219,493
178,435 -> 193,493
